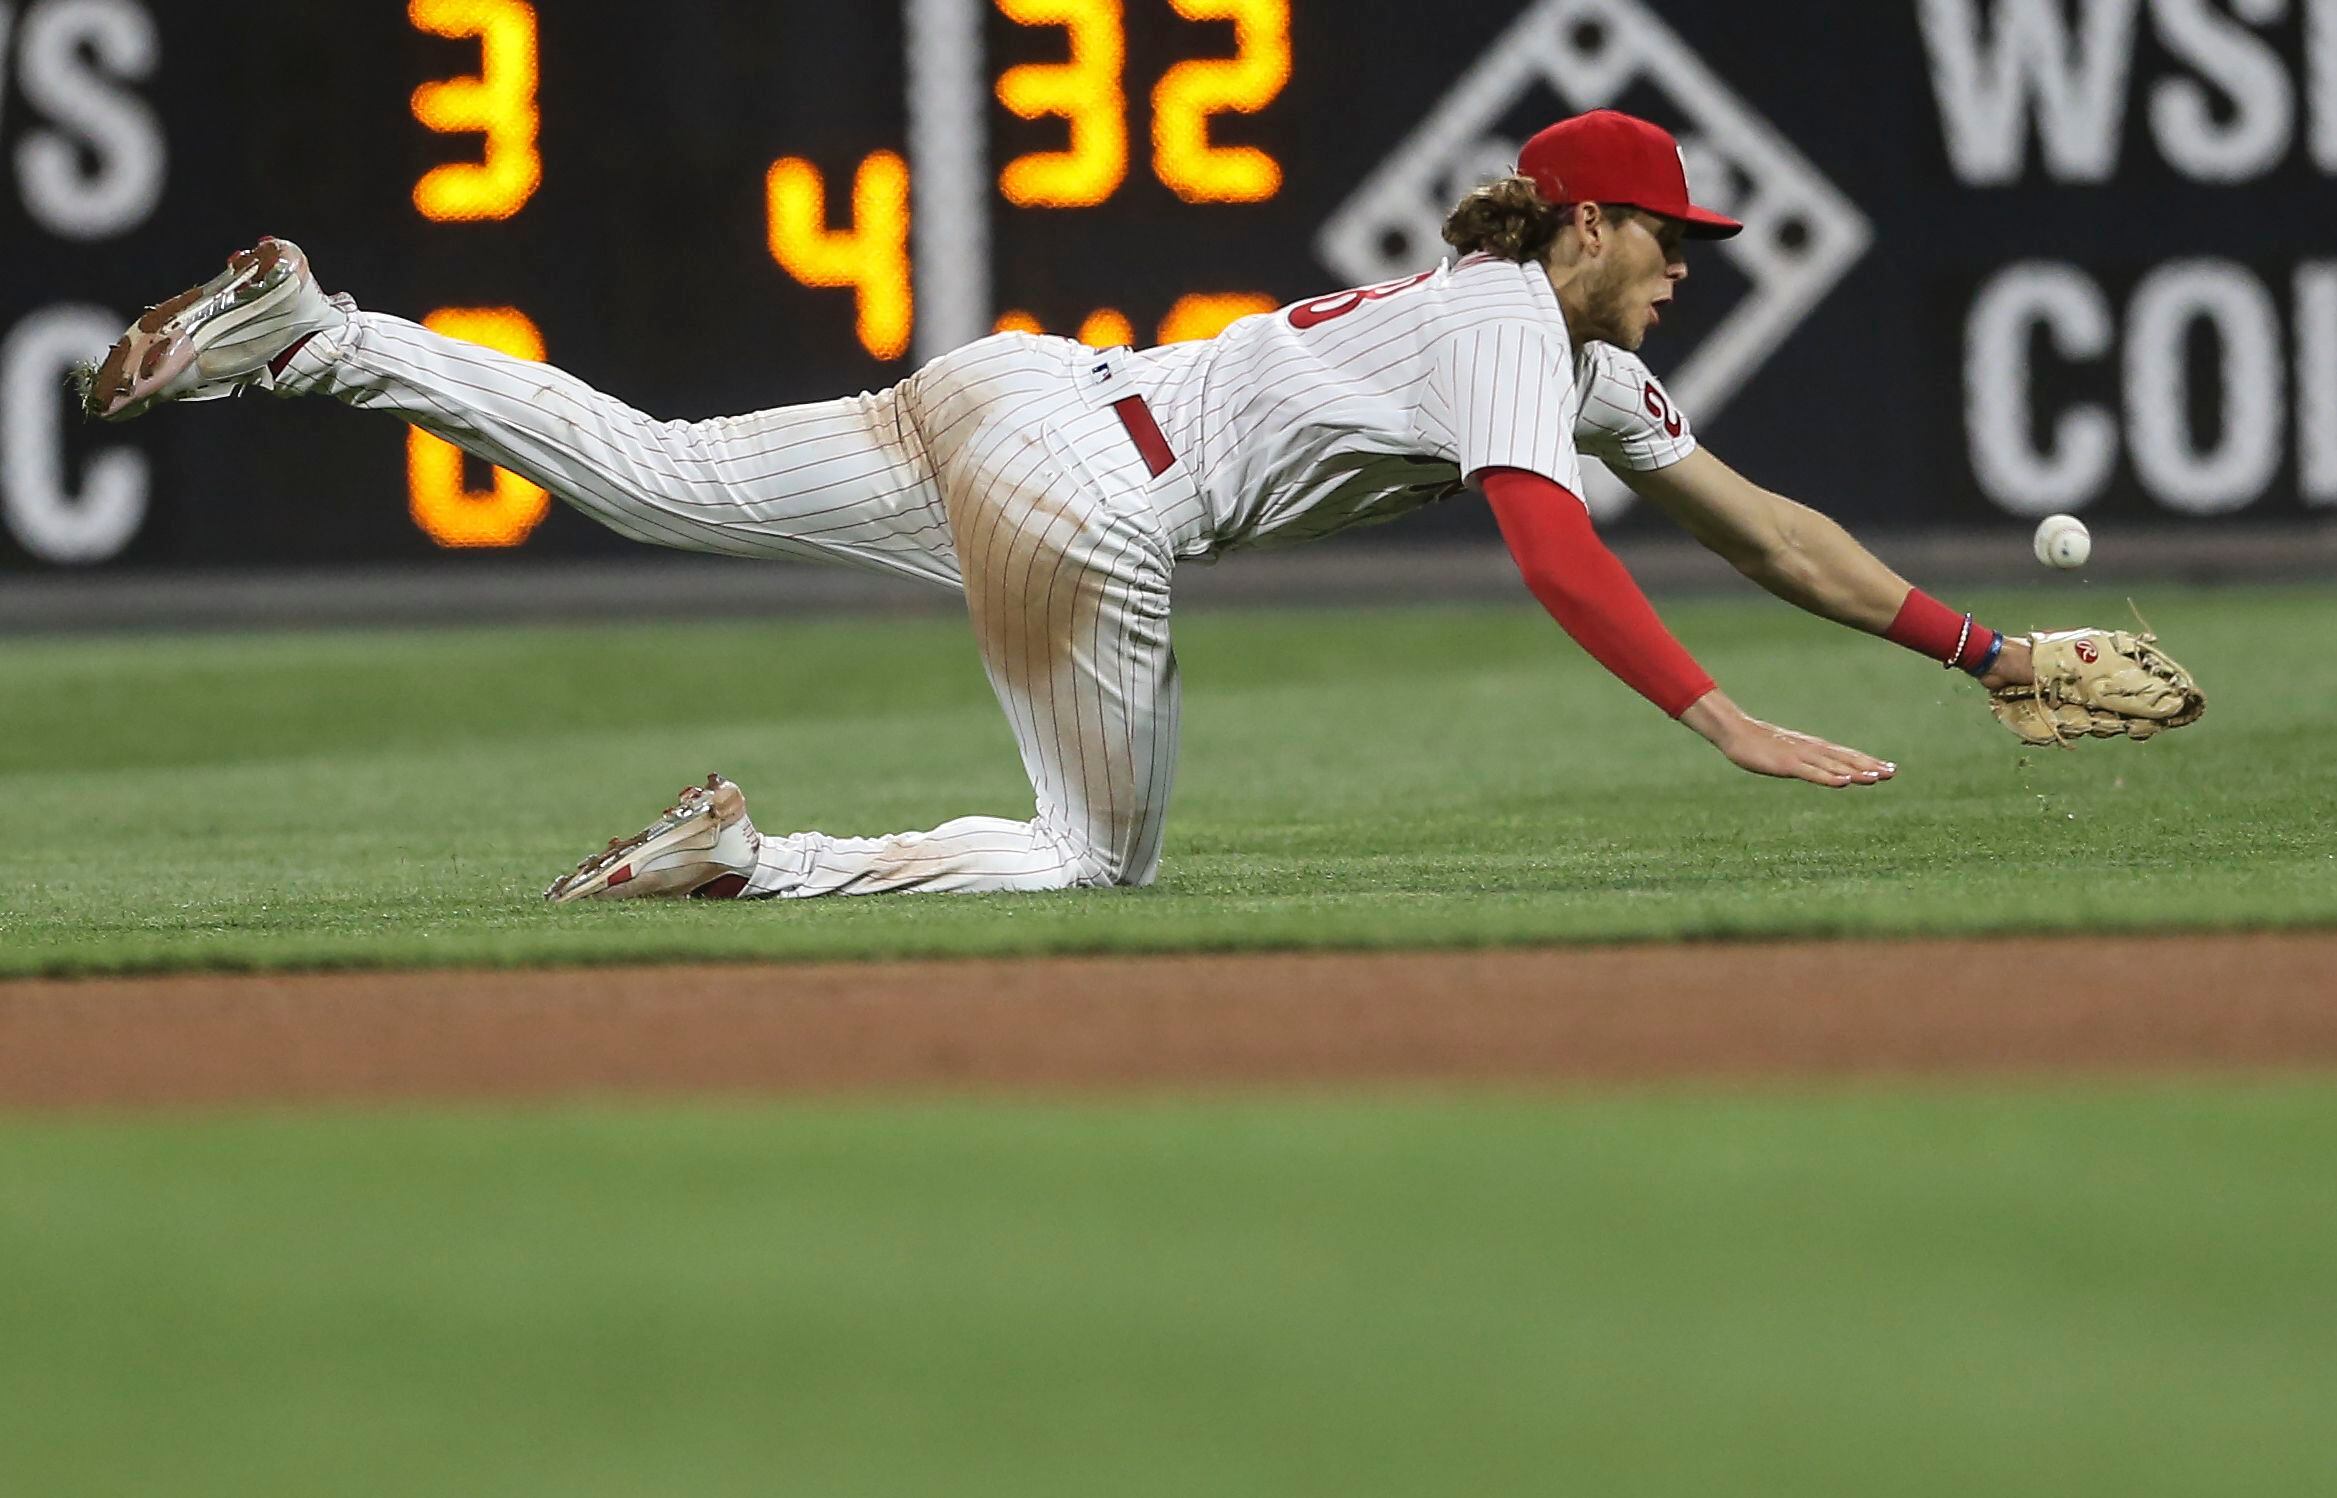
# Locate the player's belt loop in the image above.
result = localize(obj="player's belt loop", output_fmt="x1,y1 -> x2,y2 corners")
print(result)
1111,395 -> 1176,480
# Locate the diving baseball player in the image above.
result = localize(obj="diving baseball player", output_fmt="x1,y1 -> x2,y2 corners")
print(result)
79,109 -> 2199,903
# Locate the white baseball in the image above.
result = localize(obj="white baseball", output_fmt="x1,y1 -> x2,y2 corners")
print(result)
2033,514 -> 2090,570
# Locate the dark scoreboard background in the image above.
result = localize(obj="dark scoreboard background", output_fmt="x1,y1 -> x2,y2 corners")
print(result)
6,0 -> 2334,571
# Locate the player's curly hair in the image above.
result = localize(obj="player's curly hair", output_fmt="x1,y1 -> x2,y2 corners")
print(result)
1442,176 -> 1640,262
1441,175 -> 1569,262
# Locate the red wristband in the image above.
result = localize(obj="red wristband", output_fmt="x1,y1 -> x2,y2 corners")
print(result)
1886,589 -> 2000,672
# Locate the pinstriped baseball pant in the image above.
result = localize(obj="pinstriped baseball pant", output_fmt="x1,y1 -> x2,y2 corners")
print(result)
283,319 -> 1197,895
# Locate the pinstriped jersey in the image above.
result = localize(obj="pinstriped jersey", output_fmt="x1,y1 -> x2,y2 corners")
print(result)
1132,253 -> 1695,551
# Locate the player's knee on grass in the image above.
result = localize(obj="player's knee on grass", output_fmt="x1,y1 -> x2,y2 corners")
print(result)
1034,814 -> 1158,891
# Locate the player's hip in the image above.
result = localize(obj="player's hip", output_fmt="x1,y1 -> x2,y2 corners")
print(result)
902,334 -> 1215,566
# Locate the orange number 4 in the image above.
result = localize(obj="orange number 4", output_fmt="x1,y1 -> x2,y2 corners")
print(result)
766,152 -> 914,361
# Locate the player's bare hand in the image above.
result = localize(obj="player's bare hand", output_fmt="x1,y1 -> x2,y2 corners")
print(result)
1721,721 -> 1896,787
1679,690 -> 1896,789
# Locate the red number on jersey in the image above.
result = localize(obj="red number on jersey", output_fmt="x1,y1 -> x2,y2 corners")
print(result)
1287,269 -> 1435,330
1642,381 -> 1684,438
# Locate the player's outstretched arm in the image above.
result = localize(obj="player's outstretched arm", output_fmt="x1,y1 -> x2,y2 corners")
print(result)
1625,447 -> 1912,628
1478,468 -> 1895,788
1624,448 -> 2034,689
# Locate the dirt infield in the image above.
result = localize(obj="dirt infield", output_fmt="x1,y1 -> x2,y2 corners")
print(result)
3,932 -> 2332,1109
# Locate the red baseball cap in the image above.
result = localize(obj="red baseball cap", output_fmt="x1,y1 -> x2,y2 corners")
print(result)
1517,110 -> 1742,239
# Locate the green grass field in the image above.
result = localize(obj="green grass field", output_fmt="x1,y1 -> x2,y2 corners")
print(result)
7,588 -> 2333,1496
2,585 -> 2331,975
4,1086 -> 2334,1497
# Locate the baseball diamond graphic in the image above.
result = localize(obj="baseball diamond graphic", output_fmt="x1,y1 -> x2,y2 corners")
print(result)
1316,0 -> 1871,517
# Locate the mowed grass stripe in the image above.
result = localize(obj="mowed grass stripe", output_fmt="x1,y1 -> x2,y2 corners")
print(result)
2,587 -> 2331,975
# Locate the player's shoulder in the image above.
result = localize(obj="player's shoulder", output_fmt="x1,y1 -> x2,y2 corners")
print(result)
1578,338 -> 1656,384
1435,254 -> 1572,338
1440,251 -> 1545,299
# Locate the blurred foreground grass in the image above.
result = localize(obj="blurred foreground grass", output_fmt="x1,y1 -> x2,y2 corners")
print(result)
3,1085 -> 2332,1498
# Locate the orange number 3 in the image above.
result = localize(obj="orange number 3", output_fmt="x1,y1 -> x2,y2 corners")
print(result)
409,0 -> 542,222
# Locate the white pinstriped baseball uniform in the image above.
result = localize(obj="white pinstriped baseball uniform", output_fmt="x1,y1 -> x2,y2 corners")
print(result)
275,253 -> 1693,897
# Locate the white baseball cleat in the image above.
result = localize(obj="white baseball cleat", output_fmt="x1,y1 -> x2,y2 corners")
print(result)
544,774 -> 763,903
78,237 -> 347,423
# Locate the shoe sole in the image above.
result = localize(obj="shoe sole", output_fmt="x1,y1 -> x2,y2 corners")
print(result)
82,239 -> 313,423
544,776 -> 751,904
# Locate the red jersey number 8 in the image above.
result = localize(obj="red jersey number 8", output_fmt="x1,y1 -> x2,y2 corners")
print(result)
1288,270 -> 1436,330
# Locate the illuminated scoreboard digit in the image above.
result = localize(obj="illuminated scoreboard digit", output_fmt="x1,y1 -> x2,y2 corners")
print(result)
767,0 -> 1291,368
765,151 -> 913,361
1151,0 -> 1288,205
408,0 -> 541,222
994,0 -> 1128,209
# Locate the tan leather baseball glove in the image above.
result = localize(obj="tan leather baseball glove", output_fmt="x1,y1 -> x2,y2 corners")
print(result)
1989,628 -> 2206,746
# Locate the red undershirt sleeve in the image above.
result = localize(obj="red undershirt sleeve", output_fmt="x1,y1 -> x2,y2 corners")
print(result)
1477,467 -> 1717,719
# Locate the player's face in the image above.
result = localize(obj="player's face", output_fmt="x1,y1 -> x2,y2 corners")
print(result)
1588,213 -> 1689,351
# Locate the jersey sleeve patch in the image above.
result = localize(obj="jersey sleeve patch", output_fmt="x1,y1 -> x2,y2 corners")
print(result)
1574,344 -> 1697,472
